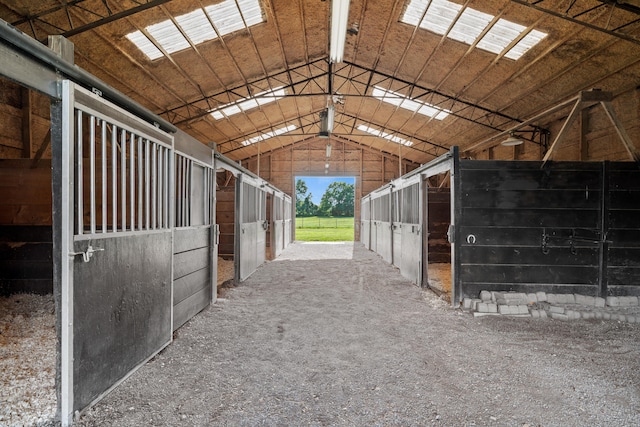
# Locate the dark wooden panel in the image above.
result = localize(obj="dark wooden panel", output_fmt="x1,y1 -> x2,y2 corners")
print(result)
460,246 -> 599,266
459,226 -> 600,247
459,264 -> 598,285
609,190 -> 640,209
73,232 -> 172,413
608,210 -> 640,229
461,189 -> 599,209
460,208 -> 599,228
173,286 -> 211,331
608,248 -> 640,267
174,227 -> 210,254
0,279 -> 52,295
0,225 -> 52,241
609,169 -> 640,190
607,229 -> 640,247
0,242 -> 52,260
173,267 -> 209,305
173,246 -> 209,280
607,266 -> 640,286
460,160 -> 601,172
460,169 -> 601,191
0,260 -> 52,279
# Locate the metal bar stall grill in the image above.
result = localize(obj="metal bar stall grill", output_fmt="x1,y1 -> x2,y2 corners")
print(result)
74,103 -> 173,238
59,82 -> 174,425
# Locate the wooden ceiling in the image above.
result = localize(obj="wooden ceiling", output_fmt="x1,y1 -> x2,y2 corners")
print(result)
1,0 -> 639,165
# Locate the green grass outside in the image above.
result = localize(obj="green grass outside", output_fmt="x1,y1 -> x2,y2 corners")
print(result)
295,216 -> 354,241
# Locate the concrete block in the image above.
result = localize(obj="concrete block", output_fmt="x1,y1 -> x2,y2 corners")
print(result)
498,305 -> 519,315
603,312 -> 611,320
565,294 -> 576,304
536,292 -> 547,302
619,296 -> 639,307
487,303 -> 498,313
546,294 -> 557,304
480,290 -> 492,301
462,298 -> 473,310
551,312 -> 569,321
581,311 -> 594,320
549,306 -> 565,314
539,310 -> 548,319
606,296 -> 620,307
472,299 -> 482,311
594,311 -> 603,320
531,309 -> 540,318
472,312 -> 500,318
595,297 -> 606,308
615,314 -> 627,322
477,302 -> 489,313
517,305 -> 530,314
490,291 -> 498,302
575,295 -> 595,306
627,315 -> 636,324
526,293 -> 538,304
566,310 -> 581,320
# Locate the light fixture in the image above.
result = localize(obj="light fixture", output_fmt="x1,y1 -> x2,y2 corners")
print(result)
330,0 -> 351,63
319,105 -> 335,138
501,132 -> 523,146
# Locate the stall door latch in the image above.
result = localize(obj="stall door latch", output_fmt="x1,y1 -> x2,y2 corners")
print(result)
70,245 -> 104,263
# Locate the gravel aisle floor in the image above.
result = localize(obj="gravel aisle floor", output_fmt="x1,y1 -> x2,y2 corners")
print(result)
76,242 -> 640,426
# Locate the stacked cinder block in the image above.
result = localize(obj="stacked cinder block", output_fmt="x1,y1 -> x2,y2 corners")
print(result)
461,292 -> 640,323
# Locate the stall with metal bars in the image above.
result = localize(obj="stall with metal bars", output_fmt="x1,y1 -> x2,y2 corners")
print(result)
362,147 -> 640,305
0,27 -> 292,425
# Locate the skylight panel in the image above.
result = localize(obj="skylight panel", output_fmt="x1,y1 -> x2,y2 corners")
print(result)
127,0 -> 264,60
476,18 -> 525,55
146,20 -> 190,54
449,7 -> 493,45
175,9 -> 216,45
211,87 -> 286,120
357,125 -> 414,147
372,86 -> 450,120
242,125 -> 296,146
504,29 -> 547,60
126,31 -> 163,60
401,0 -> 546,60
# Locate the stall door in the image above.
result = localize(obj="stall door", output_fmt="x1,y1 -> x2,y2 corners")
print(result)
54,82 -> 173,425
236,174 -> 268,281
400,181 -> 422,285
272,193 -> 285,258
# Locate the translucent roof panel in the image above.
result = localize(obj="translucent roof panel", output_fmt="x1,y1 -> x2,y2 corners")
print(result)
211,87 -> 286,120
127,0 -> 264,60
242,125 -> 297,146
357,125 -> 414,147
372,86 -> 450,120
401,0 -> 546,60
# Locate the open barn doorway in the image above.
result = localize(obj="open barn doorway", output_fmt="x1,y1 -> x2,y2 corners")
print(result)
294,176 -> 356,242
424,172 -> 453,301
0,77 -> 57,425
215,169 -> 236,296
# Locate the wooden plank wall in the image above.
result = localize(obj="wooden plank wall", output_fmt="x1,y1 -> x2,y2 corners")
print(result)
216,180 -> 235,258
457,161 -> 603,300
239,137 -> 419,241
427,189 -> 451,263
173,227 -> 212,330
0,159 -> 53,294
606,163 -> 640,296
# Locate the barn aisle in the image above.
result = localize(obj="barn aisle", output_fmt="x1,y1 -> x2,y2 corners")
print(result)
76,242 -> 640,426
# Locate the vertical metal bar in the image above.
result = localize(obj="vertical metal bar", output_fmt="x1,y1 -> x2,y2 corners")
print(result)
112,125 -> 117,233
152,143 -> 157,230
101,120 -> 107,233
145,139 -> 150,230
76,110 -> 83,235
130,132 -> 135,230
164,148 -> 169,228
121,129 -> 127,232
176,155 -> 182,227
138,136 -> 143,230
158,147 -> 164,228
89,115 -> 96,235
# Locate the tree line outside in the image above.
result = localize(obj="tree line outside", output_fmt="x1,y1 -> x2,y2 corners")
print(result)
295,179 -> 354,217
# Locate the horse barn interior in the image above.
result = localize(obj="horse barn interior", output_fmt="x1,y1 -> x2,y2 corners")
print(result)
1,0 -> 640,425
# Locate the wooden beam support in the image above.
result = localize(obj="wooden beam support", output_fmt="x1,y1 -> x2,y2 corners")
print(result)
600,101 -> 640,163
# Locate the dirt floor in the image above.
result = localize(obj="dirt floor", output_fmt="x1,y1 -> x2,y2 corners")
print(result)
71,242 -> 640,426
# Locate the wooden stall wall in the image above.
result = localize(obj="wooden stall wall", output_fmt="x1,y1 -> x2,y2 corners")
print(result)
216,174 -> 236,258
605,163 -> 640,296
456,159 -> 640,303
427,188 -> 451,264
